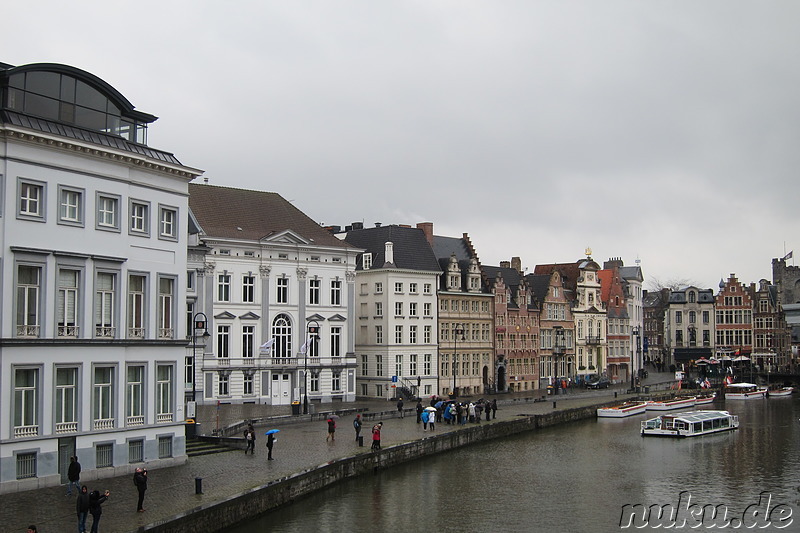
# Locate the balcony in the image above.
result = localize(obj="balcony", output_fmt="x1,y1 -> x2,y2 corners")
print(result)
17,324 -> 40,337
93,418 -> 115,430
56,421 -> 78,434
58,325 -> 80,337
127,415 -> 145,427
158,327 -> 174,339
156,413 -> 174,424
95,326 -> 116,338
128,327 -> 145,339
585,336 -> 601,345
203,354 -> 357,370
14,425 -> 38,438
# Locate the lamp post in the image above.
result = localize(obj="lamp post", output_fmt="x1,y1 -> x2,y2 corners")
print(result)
453,324 -> 464,397
304,320 -> 320,415
631,326 -> 641,391
191,312 -> 210,404
553,326 -> 565,395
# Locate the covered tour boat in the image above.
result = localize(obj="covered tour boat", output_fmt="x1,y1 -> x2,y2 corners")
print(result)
767,387 -> 794,398
597,401 -> 650,418
645,396 -> 697,411
641,410 -> 739,438
725,383 -> 767,400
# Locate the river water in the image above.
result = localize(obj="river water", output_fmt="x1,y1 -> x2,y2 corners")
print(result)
225,397 -> 800,532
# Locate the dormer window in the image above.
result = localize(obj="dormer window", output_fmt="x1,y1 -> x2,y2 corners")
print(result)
362,253 -> 372,270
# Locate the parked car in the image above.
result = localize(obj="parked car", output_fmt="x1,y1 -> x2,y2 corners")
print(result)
586,377 -> 610,389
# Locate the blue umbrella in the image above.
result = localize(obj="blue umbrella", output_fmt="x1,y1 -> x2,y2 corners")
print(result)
264,429 -> 280,435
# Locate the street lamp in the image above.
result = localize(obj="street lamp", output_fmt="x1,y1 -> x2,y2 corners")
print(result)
304,320 -> 320,415
631,326 -> 641,391
553,326 -> 565,395
453,324 -> 464,397
191,312 -> 210,403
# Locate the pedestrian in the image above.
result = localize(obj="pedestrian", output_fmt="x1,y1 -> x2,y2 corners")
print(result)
485,400 -> 491,421
491,399 -> 498,419
133,467 -> 147,512
353,414 -> 362,441
475,401 -> 483,423
88,489 -> 109,533
371,422 -> 383,450
326,418 -> 336,442
421,409 -> 429,431
76,484 -> 90,533
415,399 -> 423,423
266,433 -> 275,460
397,397 -> 404,418
428,411 -> 435,432
67,455 -> 81,496
244,425 -> 255,454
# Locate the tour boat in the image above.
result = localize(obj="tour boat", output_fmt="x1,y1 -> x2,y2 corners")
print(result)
725,383 -> 767,400
641,410 -> 739,438
767,387 -> 794,398
645,396 -> 697,411
597,401 -> 650,418
695,392 -> 717,405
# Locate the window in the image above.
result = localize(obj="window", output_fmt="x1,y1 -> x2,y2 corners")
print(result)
277,277 -> 288,304
272,314 -> 292,358
424,283 -> 432,294
395,302 -> 403,316
363,253 -> 372,270
424,326 -> 432,344
218,274 -> 231,302
93,367 -> 114,430
126,366 -> 144,425
14,368 -> 38,438
129,200 -> 149,235
95,272 -> 115,338
409,302 -> 418,316
57,269 -> 80,337
376,325 -> 383,344
158,277 -> 174,339
395,325 -> 403,344
376,355 -> 383,376
96,443 -> 113,468
424,354 -> 432,375
375,282 -> 383,294
158,436 -> 173,459
19,180 -> 45,219
410,354 -> 418,376
332,371 -> 342,392
55,367 -> 78,433
361,355 -> 369,375
158,206 -> 178,239
331,326 -> 341,357
395,282 -> 403,293
309,278 -> 320,305
330,280 -> 342,306
243,373 -> 254,395
187,270 -> 195,291
409,283 -> 418,294
217,325 -> 230,358
16,452 -> 37,479
17,265 -> 41,337
58,186 -> 84,225
375,302 -> 383,316
242,325 -> 255,357
410,325 -> 418,344
310,372 -> 320,392
424,303 -> 432,316
242,275 -> 255,303
128,274 -> 146,338
218,373 -> 230,395
395,354 -> 403,377
156,365 -> 173,422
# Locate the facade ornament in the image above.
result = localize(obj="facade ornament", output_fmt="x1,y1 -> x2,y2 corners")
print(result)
259,265 -> 271,278
296,267 -> 308,281
204,261 -> 216,274
345,270 -> 356,283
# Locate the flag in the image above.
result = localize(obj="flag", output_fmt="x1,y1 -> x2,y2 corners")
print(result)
783,251 -> 793,260
299,337 -> 309,355
260,339 -> 275,353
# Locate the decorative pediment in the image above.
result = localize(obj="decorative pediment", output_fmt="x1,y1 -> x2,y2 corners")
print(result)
262,229 -> 310,245
306,313 -> 326,322
239,312 -> 261,320
214,311 -> 236,320
327,314 -> 347,322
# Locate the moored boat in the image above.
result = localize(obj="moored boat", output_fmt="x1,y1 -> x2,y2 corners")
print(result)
767,387 -> 794,398
645,396 -> 696,411
695,392 -> 717,405
725,383 -> 767,400
597,401 -> 650,418
640,410 -> 739,438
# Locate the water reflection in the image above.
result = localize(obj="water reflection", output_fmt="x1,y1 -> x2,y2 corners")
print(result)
226,398 -> 799,533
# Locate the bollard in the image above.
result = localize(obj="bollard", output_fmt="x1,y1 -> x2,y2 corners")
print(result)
358,436 -> 364,447
614,392 -> 618,398
553,401 -> 556,409
195,477 -> 203,494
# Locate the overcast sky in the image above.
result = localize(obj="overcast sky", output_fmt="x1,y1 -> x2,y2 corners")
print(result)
5,1 -> 799,290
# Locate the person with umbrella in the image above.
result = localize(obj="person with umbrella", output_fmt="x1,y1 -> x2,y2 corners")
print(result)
424,406 -> 437,431
265,429 -> 279,460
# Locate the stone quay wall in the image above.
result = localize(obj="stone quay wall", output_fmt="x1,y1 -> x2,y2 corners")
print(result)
136,398 -> 626,533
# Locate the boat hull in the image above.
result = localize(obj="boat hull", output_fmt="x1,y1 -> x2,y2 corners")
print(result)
645,397 -> 697,411
767,388 -> 794,397
597,402 -> 649,418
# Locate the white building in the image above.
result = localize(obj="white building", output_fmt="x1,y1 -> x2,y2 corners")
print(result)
340,224 -> 441,399
0,62 -> 201,492
187,184 -> 361,408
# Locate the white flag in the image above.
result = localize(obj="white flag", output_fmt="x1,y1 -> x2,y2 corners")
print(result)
260,338 -> 275,353
299,335 -> 312,355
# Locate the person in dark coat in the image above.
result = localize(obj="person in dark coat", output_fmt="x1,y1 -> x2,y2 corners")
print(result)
396,398 -> 404,418
415,400 -> 423,423
491,399 -> 498,419
133,467 -> 147,512
353,414 -> 362,441
67,455 -> 81,496
266,433 -> 275,460
76,485 -> 90,533
326,418 -> 336,442
88,489 -> 109,533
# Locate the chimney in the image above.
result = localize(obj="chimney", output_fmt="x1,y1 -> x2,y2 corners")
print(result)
511,256 -> 522,273
384,242 -> 394,265
500,261 -> 511,268
417,222 -> 434,246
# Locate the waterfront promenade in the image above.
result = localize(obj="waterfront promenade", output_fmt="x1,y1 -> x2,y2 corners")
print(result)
4,375 -> 674,533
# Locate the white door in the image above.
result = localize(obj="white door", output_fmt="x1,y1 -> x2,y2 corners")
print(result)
271,373 -> 292,405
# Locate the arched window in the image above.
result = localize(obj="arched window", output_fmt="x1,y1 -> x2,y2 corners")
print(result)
272,314 -> 292,358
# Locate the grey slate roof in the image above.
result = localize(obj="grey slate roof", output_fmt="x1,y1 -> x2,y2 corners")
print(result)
525,273 -> 551,308
341,225 -> 441,272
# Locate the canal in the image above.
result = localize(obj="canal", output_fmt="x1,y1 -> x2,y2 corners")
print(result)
225,397 -> 800,532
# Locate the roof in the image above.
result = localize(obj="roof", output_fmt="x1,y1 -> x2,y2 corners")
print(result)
188,183 -> 356,249
341,225 -> 441,272
533,261 -> 581,294
525,273 -> 552,307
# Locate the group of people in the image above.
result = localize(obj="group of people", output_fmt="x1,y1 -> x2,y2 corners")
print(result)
415,397 -> 498,427
351,414 -> 383,450
62,455 -> 147,533
244,423 -> 276,459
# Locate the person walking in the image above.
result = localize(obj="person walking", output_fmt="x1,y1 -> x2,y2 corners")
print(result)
326,418 -> 336,442
353,414 -> 362,442
88,489 -> 109,533
421,409 -> 429,431
397,398 -> 405,418
371,422 -> 383,450
133,467 -> 147,512
244,424 -> 255,454
491,399 -> 498,419
266,433 -> 275,460
67,455 -> 81,496
415,399 -> 423,423
428,411 -> 436,432
76,485 -> 90,533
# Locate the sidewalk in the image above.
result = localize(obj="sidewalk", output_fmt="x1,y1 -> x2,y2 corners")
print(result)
4,373 -> 675,533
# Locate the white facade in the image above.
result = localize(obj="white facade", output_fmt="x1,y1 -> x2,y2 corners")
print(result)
573,258 -> 608,377
188,231 -> 360,407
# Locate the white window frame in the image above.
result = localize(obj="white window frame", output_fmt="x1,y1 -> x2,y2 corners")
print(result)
158,205 -> 178,241
58,185 -> 84,226
96,193 -> 120,231
18,179 -> 45,221
129,200 -> 150,236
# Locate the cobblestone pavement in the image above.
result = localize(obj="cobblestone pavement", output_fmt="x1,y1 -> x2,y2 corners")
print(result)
4,373 -> 675,533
